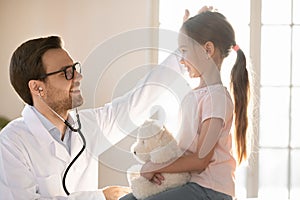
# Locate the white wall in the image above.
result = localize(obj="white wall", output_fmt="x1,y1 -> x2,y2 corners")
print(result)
0,0 -> 159,188
0,0 -> 158,118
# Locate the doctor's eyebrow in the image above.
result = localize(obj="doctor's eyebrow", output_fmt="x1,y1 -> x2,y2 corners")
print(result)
55,65 -> 73,72
60,64 -> 74,70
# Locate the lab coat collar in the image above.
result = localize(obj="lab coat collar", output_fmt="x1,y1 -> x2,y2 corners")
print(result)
22,105 -> 55,147
22,105 -> 83,163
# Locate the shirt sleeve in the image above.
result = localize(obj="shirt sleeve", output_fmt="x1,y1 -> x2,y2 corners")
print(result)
198,88 -> 233,158
201,89 -> 229,123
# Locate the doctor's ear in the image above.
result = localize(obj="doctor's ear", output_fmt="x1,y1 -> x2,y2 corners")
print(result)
28,80 -> 44,96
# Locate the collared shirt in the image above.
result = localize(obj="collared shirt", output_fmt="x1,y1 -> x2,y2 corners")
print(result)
32,107 -> 72,154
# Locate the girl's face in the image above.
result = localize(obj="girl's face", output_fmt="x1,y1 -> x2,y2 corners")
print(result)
179,47 -> 200,78
178,31 -> 210,79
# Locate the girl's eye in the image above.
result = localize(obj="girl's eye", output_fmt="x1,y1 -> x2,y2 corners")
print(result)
180,49 -> 187,58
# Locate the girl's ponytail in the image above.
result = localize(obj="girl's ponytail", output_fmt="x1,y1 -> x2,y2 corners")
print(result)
230,45 -> 250,164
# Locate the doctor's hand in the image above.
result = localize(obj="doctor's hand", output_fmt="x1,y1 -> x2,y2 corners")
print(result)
102,185 -> 131,200
183,6 -> 215,22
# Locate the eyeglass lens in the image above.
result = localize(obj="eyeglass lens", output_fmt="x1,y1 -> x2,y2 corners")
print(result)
65,63 -> 81,80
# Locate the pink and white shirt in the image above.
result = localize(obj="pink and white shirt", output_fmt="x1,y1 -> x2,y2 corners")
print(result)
176,84 -> 236,197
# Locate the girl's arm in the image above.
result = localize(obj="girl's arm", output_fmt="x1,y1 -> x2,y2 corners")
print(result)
141,118 -> 223,183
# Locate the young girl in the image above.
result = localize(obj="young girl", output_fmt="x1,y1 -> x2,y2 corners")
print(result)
121,10 -> 250,200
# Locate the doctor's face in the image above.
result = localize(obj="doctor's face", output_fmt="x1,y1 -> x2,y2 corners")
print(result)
41,48 -> 83,113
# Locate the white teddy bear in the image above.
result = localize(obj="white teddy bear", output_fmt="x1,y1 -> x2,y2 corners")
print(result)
127,119 -> 191,200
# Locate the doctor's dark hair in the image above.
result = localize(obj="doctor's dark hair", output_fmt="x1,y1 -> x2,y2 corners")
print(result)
9,36 -> 62,106
182,11 -> 250,164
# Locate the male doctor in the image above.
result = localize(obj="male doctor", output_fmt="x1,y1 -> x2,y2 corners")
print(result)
0,36 -> 135,200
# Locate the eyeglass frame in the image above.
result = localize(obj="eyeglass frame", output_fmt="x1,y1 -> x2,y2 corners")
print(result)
39,62 -> 81,80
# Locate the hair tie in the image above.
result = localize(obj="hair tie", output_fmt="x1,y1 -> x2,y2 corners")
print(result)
232,44 -> 240,52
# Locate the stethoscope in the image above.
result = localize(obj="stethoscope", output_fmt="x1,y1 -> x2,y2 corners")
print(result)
38,93 -> 86,195
61,109 -> 86,195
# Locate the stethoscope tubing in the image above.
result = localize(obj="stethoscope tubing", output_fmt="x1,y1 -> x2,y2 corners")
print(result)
62,111 -> 86,195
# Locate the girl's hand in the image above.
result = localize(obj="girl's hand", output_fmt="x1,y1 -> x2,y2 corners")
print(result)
141,162 -> 165,185
141,172 -> 164,185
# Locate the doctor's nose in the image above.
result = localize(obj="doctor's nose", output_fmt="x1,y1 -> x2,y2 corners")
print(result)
74,70 -> 83,81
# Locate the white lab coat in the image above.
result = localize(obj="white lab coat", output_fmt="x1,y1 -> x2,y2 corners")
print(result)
0,105 -> 105,199
0,96 -> 150,199
0,52 -> 190,199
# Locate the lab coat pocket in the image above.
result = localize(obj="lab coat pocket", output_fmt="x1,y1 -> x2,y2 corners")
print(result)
36,174 -> 62,197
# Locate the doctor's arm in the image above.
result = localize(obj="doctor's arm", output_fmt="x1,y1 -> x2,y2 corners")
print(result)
94,51 -> 191,146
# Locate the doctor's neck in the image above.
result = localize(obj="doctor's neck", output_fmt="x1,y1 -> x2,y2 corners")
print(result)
34,97 -> 69,138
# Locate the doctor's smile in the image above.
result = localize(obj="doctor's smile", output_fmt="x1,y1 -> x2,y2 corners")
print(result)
70,77 -> 83,95
70,87 -> 81,94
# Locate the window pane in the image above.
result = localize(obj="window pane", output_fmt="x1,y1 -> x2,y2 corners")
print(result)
291,87 -> 300,148
292,26 -> 300,86
235,165 -> 247,199
261,26 -> 291,86
259,87 -> 290,147
262,0 -> 291,24
291,149 -> 300,200
293,0 -> 300,24
258,149 -> 289,199
159,0 -> 250,31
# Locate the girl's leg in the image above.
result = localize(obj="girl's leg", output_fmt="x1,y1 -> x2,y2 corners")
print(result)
145,182 -> 207,200
120,183 -> 206,200
120,193 -> 137,200
120,183 -> 232,200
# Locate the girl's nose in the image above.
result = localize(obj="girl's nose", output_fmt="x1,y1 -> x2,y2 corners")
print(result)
180,58 -> 185,65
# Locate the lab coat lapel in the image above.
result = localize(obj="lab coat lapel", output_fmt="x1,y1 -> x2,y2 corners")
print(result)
22,105 -> 71,163
52,142 -> 70,163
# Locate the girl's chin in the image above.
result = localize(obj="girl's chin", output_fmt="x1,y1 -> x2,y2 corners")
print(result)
189,72 -> 196,78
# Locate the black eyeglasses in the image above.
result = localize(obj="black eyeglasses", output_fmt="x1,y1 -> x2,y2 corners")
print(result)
39,62 -> 81,80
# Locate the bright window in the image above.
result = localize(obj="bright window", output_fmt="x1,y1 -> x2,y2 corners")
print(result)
259,0 -> 300,199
